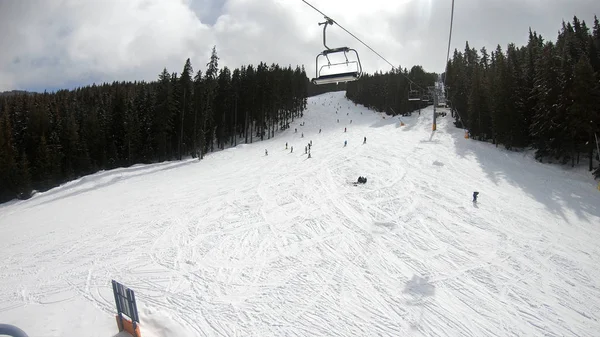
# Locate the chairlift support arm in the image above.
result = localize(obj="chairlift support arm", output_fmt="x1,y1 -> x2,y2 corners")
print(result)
319,18 -> 335,50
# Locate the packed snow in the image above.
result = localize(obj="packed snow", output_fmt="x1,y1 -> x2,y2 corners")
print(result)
1,91 -> 600,337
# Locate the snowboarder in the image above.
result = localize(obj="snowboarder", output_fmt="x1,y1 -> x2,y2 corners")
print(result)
473,191 -> 479,203
363,136 -> 366,144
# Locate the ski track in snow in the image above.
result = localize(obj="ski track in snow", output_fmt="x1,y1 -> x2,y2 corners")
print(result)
1,91 -> 600,337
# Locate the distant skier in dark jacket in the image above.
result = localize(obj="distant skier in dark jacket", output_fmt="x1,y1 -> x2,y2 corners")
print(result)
473,191 -> 479,203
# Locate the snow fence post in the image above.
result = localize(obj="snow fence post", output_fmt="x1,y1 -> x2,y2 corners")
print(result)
112,280 -> 142,337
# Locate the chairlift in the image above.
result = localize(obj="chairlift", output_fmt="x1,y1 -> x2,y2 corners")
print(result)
408,83 -> 421,101
311,18 -> 362,85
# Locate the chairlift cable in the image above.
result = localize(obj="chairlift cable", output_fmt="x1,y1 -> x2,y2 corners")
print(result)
441,0 -> 468,130
443,0 -> 455,90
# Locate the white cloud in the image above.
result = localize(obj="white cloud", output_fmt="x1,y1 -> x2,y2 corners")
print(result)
0,0 -> 597,91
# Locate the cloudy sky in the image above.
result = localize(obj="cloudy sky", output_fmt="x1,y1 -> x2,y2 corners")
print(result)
0,0 -> 597,92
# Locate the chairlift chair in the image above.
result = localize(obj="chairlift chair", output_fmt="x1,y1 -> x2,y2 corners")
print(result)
408,83 -> 421,101
311,18 -> 362,85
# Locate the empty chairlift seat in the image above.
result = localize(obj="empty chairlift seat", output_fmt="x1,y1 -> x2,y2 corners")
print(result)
311,18 -> 362,85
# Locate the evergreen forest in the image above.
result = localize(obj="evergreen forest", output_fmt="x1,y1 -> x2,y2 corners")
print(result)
1,15 -> 599,203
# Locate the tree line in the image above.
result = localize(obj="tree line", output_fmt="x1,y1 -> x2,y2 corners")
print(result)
345,65 -> 438,115
0,47 -> 309,202
445,15 -> 600,178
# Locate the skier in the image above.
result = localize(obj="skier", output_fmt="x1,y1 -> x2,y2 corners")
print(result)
473,191 -> 479,203
285,142 -> 288,149
363,136 -> 366,144
265,149 -> 268,156
305,146 -> 307,154
310,140 -> 312,146
350,120 -> 352,124
295,128 -> 297,133
319,129 -> 321,133
337,119 -> 339,123
344,127 -> 347,132
291,146 -> 293,153
344,140 -> 347,147
308,152 -> 312,158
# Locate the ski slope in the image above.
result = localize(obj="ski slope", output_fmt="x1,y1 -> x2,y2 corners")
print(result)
1,91 -> 600,337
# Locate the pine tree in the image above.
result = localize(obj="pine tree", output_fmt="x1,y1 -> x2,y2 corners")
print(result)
179,58 -> 194,159
530,42 -> 560,161
35,134 -> 52,189
155,68 -> 174,161
0,109 -> 18,202
17,152 -> 32,199
568,55 -> 600,168
192,69 -> 204,158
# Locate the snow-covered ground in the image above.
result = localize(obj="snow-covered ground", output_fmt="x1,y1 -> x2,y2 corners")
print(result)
1,91 -> 600,337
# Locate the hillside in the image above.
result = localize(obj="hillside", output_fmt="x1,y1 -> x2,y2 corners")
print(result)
1,92 -> 599,337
